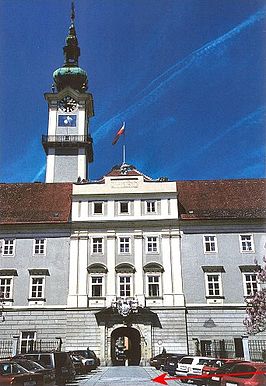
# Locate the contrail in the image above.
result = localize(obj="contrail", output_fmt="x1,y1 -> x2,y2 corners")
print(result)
155,106 -> 266,176
93,6 -> 266,142
32,164 -> 46,182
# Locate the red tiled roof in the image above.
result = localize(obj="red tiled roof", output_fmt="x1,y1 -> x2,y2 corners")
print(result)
176,179 -> 266,220
0,183 -> 72,225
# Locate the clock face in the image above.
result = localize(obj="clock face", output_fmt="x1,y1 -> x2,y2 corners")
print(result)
58,96 -> 77,112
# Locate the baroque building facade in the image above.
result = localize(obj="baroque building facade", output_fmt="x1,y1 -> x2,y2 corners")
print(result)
0,7 -> 265,364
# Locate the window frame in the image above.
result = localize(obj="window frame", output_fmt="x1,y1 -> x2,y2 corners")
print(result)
93,202 -> 104,215
118,274 -> 133,298
239,234 -> 255,253
33,239 -> 47,255
203,235 -> 218,254
146,274 -> 161,298
243,272 -> 258,296
0,276 -> 14,303
90,275 -> 104,298
20,331 -> 37,354
145,200 -> 157,214
29,276 -> 45,300
91,237 -> 104,255
205,273 -> 223,297
2,239 -> 15,256
119,201 -> 130,215
118,236 -> 131,254
146,236 -> 159,254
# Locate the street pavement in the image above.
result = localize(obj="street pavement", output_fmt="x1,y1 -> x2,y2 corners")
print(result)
67,366 -> 183,385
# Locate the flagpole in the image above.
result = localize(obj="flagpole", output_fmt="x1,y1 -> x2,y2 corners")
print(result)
122,144 -> 126,164
122,121 -> 126,164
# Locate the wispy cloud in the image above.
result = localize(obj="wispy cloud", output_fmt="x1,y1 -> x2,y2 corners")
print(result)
93,7 -> 266,142
155,106 -> 266,177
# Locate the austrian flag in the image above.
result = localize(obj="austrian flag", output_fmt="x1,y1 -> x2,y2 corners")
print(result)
112,122 -> 125,145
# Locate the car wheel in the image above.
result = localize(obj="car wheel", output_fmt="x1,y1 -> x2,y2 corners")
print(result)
155,366 -> 160,370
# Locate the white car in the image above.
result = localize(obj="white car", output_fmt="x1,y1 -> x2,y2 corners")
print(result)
176,356 -> 213,380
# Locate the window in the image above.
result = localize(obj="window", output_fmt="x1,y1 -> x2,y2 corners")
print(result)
20,331 -> 36,353
93,202 -> 103,215
146,200 -> 157,213
206,274 -> 222,296
119,276 -> 132,297
92,238 -> 103,254
119,202 -> 129,214
119,237 -> 130,253
147,275 -> 160,297
203,235 -> 217,253
2,239 -> 15,256
91,276 -> 103,297
243,273 -> 258,296
0,277 -> 13,300
34,239 -> 46,255
240,235 -> 254,252
147,237 -> 159,253
30,277 -> 45,299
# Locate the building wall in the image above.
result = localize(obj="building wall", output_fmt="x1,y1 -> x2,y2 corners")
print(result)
0,229 -> 70,306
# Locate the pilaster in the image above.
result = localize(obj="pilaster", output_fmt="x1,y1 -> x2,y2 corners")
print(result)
161,231 -> 173,306
77,235 -> 88,307
106,231 -> 116,306
67,236 -> 79,307
134,231 -> 144,306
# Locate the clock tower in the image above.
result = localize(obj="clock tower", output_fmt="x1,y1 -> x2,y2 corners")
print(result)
42,3 -> 94,183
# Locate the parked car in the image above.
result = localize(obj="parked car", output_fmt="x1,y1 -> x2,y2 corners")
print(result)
220,361 -> 266,386
12,357 -> 56,385
0,360 -> 44,385
69,349 -> 100,370
16,352 -> 75,385
175,356 -> 213,381
207,360 -> 249,386
150,352 -> 178,370
69,353 -> 92,374
163,354 -> 187,375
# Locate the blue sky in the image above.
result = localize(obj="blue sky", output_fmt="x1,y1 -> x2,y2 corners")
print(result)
0,0 -> 265,182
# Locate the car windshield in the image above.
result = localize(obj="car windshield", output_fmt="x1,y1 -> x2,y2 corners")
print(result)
216,362 -> 241,373
180,358 -> 193,364
17,360 -> 44,371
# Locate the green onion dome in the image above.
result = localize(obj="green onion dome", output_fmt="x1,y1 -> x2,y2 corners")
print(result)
53,66 -> 88,92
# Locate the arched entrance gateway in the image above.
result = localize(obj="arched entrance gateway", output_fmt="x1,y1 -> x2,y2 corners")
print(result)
111,326 -> 141,366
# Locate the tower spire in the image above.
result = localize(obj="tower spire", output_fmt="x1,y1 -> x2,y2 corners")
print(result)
63,1 -> 80,67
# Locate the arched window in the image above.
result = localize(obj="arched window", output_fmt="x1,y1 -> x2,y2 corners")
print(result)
115,263 -> 136,298
143,263 -> 164,298
87,264 -> 108,298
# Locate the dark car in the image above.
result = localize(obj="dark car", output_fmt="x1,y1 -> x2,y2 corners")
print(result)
13,357 -> 56,385
150,353 -> 178,370
163,354 -> 187,375
17,352 -> 75,385
69,353 -> 92,374
207,360 -> 248,386
0,360 -> 44,386
69,349 -> 100,370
